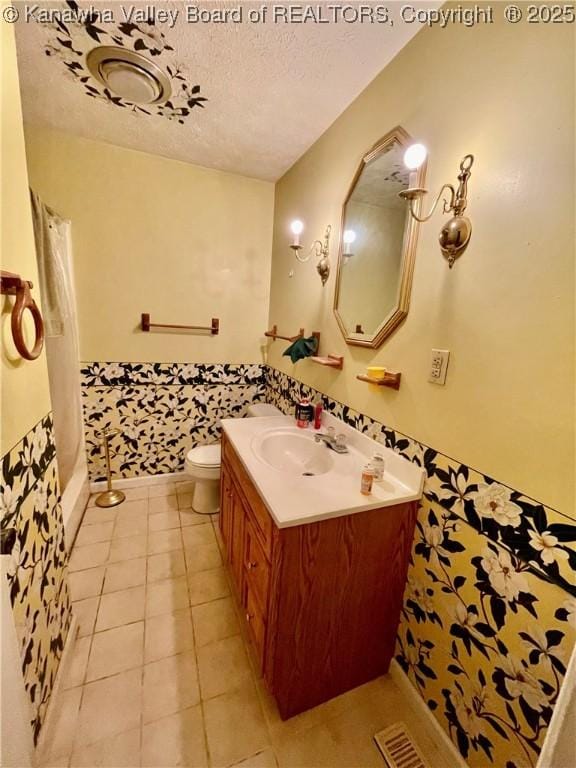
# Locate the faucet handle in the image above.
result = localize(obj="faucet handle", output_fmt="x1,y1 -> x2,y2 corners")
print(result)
326,426 -> 335,438
335,433 -> 347,448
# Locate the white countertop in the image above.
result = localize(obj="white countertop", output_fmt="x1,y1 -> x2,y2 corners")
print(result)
221,413 -> 425,529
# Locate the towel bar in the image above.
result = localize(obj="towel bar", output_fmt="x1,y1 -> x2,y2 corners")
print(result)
141,313 -> 219,335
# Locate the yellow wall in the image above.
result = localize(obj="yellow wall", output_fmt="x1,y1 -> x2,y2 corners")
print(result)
1,23 -> 51,453
24,126 -> 275,364
268,8 -> 574,513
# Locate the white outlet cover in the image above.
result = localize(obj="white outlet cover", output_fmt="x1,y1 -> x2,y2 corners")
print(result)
429,349 -> 450,385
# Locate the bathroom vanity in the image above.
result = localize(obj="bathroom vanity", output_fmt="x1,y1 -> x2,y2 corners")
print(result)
218,414 -> 424,719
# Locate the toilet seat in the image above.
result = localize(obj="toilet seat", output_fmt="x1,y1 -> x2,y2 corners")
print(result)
186,443 -> 221,468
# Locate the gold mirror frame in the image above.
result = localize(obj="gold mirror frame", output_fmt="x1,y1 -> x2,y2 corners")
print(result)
333,126 -> 426,348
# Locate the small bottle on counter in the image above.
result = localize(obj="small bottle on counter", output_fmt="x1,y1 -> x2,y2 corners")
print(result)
360,463 -> 375,495
313,399 -> 323,430
372,454 -> 385,481
295,399 -> 313,429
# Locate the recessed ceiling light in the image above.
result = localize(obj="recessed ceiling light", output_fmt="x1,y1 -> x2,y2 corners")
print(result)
86,46 -> 171,104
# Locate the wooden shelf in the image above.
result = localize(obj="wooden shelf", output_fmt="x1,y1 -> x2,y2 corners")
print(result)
356,373 -> 401,390
310,355 -> 343,370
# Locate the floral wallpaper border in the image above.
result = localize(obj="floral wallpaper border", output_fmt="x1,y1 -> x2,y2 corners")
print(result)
264,365 -> 575,768
264,366 -> 575,597
80,362 -> 267,480
0,414 -> 72,743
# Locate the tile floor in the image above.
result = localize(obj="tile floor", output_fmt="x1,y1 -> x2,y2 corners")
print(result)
38,480 -> 450,768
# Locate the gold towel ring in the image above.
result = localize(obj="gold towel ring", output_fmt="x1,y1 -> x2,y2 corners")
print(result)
1,271 -> 45,361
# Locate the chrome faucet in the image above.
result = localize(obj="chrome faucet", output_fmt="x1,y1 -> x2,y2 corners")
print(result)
315,430 -> 348,453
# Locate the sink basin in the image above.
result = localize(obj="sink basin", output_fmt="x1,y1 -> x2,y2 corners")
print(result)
252,429 -> 334,476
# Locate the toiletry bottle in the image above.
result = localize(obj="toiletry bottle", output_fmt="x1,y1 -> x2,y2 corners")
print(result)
296,399 -> 312,429
313,400 -> 323,430
361,463 -> 374,495
372,454 -> 385,481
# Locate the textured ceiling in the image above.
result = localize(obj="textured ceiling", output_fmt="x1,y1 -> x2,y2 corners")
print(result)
15,1 -> 441,181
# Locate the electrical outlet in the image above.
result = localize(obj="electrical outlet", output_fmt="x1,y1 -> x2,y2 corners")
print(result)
429,349 -> 450,385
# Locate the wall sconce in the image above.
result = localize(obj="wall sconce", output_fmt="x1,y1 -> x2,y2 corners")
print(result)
399,145 -> 475,268
289,220 -> 332,285
343,229 -> 356,258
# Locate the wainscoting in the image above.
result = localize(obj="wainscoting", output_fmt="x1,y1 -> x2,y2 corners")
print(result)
1,414 -> 72,742
80,363 -> 266,481
264,366 -> 576,768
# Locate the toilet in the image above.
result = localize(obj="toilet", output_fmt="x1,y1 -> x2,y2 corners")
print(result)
184,403 -> 281,514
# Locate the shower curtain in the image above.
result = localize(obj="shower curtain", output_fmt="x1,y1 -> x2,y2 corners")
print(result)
30,192 -> 84,493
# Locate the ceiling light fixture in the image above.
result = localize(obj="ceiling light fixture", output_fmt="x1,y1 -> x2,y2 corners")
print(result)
86,46 -> 172,104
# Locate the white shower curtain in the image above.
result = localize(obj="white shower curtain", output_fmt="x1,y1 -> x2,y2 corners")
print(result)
30,192 -> 84,493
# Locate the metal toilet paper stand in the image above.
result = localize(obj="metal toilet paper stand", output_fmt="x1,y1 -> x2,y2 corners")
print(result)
95,427 -> 126,508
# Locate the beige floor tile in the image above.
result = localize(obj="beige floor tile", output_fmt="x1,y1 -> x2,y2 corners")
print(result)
147,550 -> 186,582
108,534 -> 147,563
182,523 -> 215,549
75,522 -> 115,547
184,542 -> 222,574
76,668 -> 142,747
188,567 -> 230,606
86,622 -> 144,681
116,499 -> 149,516
177,491 -> 194,509
148,483 -> 177,498
113,514 -> 148,539
69,542 -> 111,572
179,508 -> 211,527
230,749 -> 278,768
95,586 -> 146,631
103,558 -> 146,593
38,687 -> 82,761
146,576 -> 189,618
38,754 -> 71,767
73,597 -> 100,637
142,651 -> 200,723
323,706 -> 392,768
192,597 -> 239,648
141,706 -> 207,768
70,727 -> 141,768
197,635 -> 252,700
204,682 -> 270,768
147,528 -> 183,555
274,722 -> 341,768
69,567 -> 105,601
122,485 -> 149,501
144,608 -> 194,663
62,636 -> 92,690
148,510 -> 180,531
148,495 -> 179,514
82,507 -> 118,525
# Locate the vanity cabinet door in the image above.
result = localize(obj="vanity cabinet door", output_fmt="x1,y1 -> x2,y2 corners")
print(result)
219,463 -> 234,562
244,582 -> 266,664
244,519 -> 270,614
230,484 -> 247,596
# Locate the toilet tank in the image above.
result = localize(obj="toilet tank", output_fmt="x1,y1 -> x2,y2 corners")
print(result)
247,403 -> 281,418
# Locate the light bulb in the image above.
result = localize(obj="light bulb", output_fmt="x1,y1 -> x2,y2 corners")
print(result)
343,229 -> 356,256
403,143 -> 427,171
290,219 -> 304,248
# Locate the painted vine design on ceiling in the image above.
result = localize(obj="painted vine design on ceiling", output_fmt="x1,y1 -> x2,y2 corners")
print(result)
38,1 -> 207,124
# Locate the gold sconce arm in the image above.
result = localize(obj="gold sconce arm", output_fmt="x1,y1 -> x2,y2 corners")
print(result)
401,183 -> 456,223
290,224 -> 332,285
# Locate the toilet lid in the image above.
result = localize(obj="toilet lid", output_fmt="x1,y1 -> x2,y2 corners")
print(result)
186,443 -> 221,467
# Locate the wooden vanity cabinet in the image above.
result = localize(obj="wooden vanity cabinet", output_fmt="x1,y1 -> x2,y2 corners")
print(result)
219,432 -> 418,720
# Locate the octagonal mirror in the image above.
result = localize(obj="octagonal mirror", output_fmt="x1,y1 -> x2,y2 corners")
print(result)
333,126 -> 426,347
